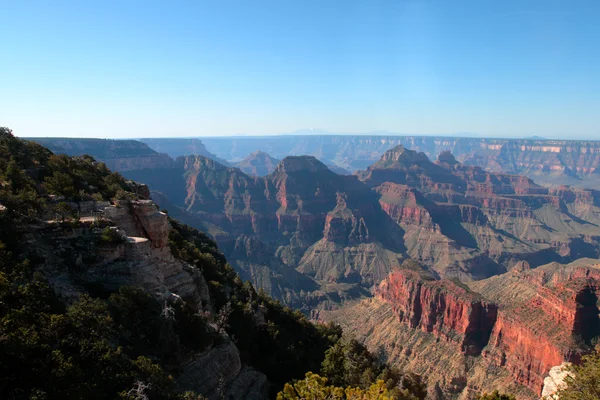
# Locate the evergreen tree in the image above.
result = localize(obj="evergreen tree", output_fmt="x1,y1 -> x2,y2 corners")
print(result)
557,350 -> 600,400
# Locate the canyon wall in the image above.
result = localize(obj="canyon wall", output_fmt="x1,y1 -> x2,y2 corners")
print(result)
325,260 -> 600,398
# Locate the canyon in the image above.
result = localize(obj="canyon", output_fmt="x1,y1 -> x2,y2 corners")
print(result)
27,136 -> 600,398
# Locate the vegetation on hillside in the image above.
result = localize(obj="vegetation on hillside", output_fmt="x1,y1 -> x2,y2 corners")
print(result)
276,338 -> 427,399
0,128 -> 201,398
277,372 -> 398,400
478,391 -> 516,400
0,127 -> 428,399
556,348 -> 600,400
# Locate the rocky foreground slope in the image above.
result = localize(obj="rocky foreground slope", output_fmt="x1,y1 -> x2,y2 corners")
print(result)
41,197 -> 272,398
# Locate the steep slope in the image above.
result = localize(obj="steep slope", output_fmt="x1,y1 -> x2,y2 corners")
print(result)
234,150 -> 280,176
123,154 -> 406,310
1,128 -> 355,399
322,259 -> 600,399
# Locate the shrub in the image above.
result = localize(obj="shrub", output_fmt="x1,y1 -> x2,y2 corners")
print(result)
100,227 -> 125,244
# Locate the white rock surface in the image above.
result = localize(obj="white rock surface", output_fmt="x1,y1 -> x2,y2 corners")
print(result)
541,362 -> 572,399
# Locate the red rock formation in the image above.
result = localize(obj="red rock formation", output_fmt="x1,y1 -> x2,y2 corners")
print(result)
373,260 -> 600,395
483,312 -> 565,392
375,183 -> 436,229
376,269 -> 497,355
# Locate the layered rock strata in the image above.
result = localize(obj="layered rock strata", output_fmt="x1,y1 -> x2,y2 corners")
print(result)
332,260 -> 600,397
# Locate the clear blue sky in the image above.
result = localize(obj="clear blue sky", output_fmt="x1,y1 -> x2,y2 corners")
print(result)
2,0 -> 599,139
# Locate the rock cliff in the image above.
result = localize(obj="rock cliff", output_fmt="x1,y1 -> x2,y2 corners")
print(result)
323,258 -> 600,398
376,269 -> 497,356
33,196 -> 269,399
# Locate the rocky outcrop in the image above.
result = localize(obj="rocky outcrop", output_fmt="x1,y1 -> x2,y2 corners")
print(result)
541,362 -> 572,399
61,200 -> 209,307
130,200 -> 170,247
35,197 -> 267,399
104,200 -> 170,248
177,339 -> 269,400
377,270 -> 498,355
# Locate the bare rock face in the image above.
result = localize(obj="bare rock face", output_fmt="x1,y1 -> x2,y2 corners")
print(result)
104,200 -> 169,248
177,339 -> 268,400
541,362 -> 572,399
376,269 -> 498,356
323,259 -> 600,398
131,200 -> 170,248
